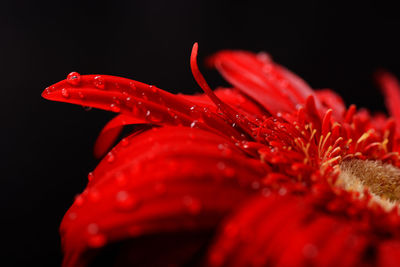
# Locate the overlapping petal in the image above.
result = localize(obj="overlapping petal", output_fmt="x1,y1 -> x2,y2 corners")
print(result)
207,190 -> 400,267
209,50 -> 322,114
43,44 -> 400,267
60,126 -> 269,267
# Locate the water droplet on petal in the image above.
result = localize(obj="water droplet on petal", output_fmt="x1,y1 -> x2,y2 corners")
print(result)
110,103 -> 121,112
115,190 -> 140,211
107,152 -> 115,163
68,212 -> 77,220
67,72 -> 81,86
94,75 -> 105,89
61,88 -> 70,98
149,85 -> 157,93
183,196 -> 202,215
209,251 -> 224,267
190,120 -> 198,128
128,225 -> 143,236
88,189 -> 100,202
129,82 -> 137,91
303,243 -> 318,258
262,188 -> 271,197
145,110 -> 151,118
251,181 -> 260,190
74,194 -> 84,206
279,187 -> 287,196
217,161 -> 226,170
88,172 -> 94,181
121,138 -> 129,146
87,223 -> 99,234
224,167 -> 236,178
88,233 -> 107,248
114,172 -> 127,186
82,106 -> 92,111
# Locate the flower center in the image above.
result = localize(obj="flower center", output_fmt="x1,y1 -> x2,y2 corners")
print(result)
337,159 -> 400,210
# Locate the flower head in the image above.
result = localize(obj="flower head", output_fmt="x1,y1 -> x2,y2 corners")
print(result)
43,43 -> 400,267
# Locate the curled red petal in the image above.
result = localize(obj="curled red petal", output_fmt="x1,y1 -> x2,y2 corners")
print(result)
190,43 -> 256,139
43,74 -> 246,141
60,126 -> 268,267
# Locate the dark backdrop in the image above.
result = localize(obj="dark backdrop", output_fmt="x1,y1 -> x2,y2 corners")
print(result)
1,0 -> 399,266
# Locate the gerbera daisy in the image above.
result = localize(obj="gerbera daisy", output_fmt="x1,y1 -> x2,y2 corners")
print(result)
43,43 -> 400,267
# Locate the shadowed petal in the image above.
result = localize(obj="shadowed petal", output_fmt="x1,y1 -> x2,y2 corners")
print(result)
207,193 -> 395,267
60,126 -> 268,267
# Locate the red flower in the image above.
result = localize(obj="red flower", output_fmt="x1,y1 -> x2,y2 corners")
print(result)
43,43 -> 400,267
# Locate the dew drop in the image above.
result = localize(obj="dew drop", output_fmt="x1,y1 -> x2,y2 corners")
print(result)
190,120 -> 198,128
110,103 -> 121,112
78,91 -> 85,99
209,251 -> 224,267
279,187 -> 287,196
67,72 -> 81,86
120,138 -> 129,147
303,243 -> 318,258
115,190 -> 140,211
94,75 -> 105,89
87,223 -> 99,234
183,196 -> 202,215
61,88 -> 70,98
128,225 -> 143,236
87,233 -> 107,248
88,172 -> 94,181
217,161 -> 226,170
88,189 -> 100,202
141,92 -> 148,101
74,194 -> 84,206
82,106 -> 92,111
224,222 -> 239,238
149,85 -> 157,93
114,172 -> 127,186
262,188 -> 271,197
145,110 -> 151,118
224,167 -> 236,178
129,82 -> 137,91
107,152 -> 115,163
251,181 -> 260,190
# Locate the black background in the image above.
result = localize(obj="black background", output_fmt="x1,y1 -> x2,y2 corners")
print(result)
1,0 -> 399,266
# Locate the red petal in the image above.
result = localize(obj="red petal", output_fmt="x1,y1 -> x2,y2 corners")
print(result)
315,89 -> 346,121
190,43 -> 256,139
93,114 -> 147,158
375,71 -> 400,134
208,194 -> 371,267
43,74 -> 246,141
378,240 -> 400,267
209,50 -> 320,114
60,126 -> 268,267
181,87 -> 266,118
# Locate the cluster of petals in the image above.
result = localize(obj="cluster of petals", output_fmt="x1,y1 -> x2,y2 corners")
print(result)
43,43 -> 400,267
